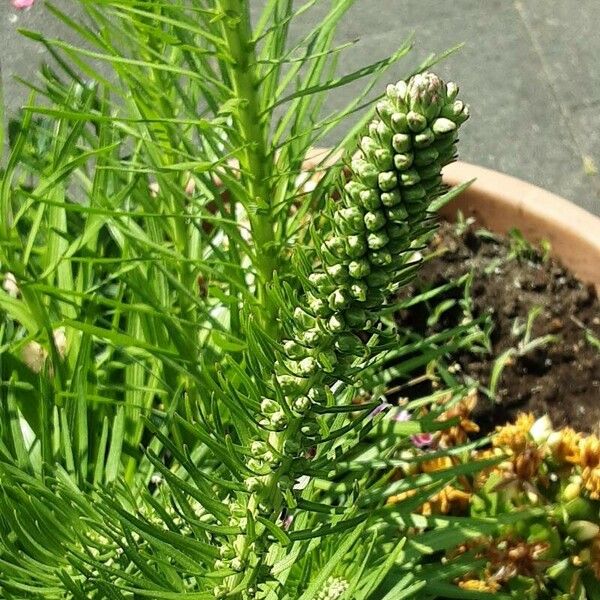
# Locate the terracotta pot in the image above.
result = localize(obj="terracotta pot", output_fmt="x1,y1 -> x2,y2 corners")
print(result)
441,162 -> 600,293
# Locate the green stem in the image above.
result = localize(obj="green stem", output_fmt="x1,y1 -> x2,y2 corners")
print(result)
218,0 -> 277,331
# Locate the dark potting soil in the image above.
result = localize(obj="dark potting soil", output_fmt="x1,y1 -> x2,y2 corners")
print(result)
396,220 -> 600,433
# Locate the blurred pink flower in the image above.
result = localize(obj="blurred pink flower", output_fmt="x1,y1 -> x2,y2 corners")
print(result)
12,0 -> 36,9
369,402 -> 390,418
392,409 -> 411,422
411,432 -> 434,448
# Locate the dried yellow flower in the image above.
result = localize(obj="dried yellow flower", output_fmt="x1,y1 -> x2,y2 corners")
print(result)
438,390 -> 480,448
493,413 -> 535,451
386,489 -> 416,506
513,446 -> 544,481
590,535 -> 600,580
579,434 -> 600,470
421,455 -> 455,474
550,427 -> 581,465
458,578 -> 500,593
472,448 -> 509,489
421,485 -> 471,516
583,467 -> 600,500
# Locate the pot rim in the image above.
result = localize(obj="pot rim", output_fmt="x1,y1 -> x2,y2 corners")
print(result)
440,162 -> 600,289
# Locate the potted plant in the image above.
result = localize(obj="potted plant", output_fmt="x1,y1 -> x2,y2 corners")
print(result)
0,2 -> 599,599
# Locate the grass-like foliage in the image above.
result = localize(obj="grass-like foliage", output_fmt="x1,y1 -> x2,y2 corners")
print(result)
0,2 -> 492,598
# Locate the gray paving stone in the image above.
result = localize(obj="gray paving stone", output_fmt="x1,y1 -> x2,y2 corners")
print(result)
515,0 -> 600,108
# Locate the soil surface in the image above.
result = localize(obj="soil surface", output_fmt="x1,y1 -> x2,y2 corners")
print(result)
397,220 -> 600,433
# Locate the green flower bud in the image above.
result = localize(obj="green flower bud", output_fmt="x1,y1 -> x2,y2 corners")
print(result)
399,169 -> 421,186
301,421 -> 319,437
569,520 -> 600,542
220,545 -> 235,559
344,180 -> 364,202
308,294 -> 329,316
348,259 -> 371,279
346,308 -> 369,328
346,234 -> 367,258
387,221 -> 409,239
393,153 -> 414,170
376,100 -> 394,125
328,314 -> 345,333
261,398 -> 280,414
328,288 -> 350,310
301,327 -> 324,347
421,175 -> 442,192
284,437 -> 301,454
373,148 -> 394,171
230,557 -> 245,572
406,71 -> 445,120
368,121 -> 379,138
352,159 -> 379,187
391,112 -> 409,133
251,441 -> 267,457
434,130 -> 458,152
360,135 -> 378,156
271,410 -> 288,430
293,395 -> 312,414
392,133 -> 411,153
378,171 -> 398,192
365,289 -> 385,308
406,111 -> 427,132
413,128 -> 435,149
297,357 -> 317,376
394,80 -> 408,102
308,387 -> 327,404
283,339 -> 305,359
441,99 -> 465,120
402,185 -> 427,202
277,374 -> 307,395
385,83 -> 400,103
339,207 -> 365,233
388,238 -> 409,253
387,205 -> 410,223
326,264 -> 349,283
350,281 -> 368,302
335,334 -> 364,354
380,189 -> 402,207
294,307 -> 315,328
369,250 -> 392,266
367,269 -> 390,288
323,236 -> 345,258
432,117 -> 457,135
359,189 -> 381,211
245,477 -> 262,492
455,103 -> 469,124
364,210 -> 386,231
375,120 -> 393,145
317,349 -> 337,372
446,81 -> 459,102
308,272 -> 332,291
367,231 -> 389,250
413,146 -> 439,166
418,161 -> 442,180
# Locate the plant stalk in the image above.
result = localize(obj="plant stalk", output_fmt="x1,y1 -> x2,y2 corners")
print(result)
217,0 -> 278,332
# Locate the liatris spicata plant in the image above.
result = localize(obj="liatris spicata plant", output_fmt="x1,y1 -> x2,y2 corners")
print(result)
0,2 -> 490,599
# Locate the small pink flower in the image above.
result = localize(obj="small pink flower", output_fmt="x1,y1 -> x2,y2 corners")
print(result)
12,0 -> 36,9
392,409 -> 411,422
410,432 -> 434,448
369,402 -> 390,418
